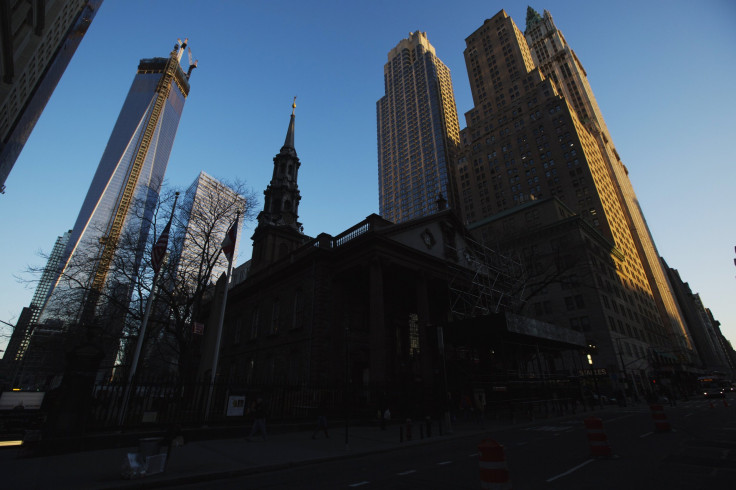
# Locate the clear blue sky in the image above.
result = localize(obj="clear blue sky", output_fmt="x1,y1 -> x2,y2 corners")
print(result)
2,0 -> 735,353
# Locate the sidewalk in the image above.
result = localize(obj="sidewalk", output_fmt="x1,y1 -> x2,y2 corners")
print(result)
1,405 -> 633,490
1,418 -> 494,490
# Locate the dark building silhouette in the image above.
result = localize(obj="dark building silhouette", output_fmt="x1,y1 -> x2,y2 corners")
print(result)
209,108 -> 586,420
456,8 -> 696,398
0,0 -> 103,193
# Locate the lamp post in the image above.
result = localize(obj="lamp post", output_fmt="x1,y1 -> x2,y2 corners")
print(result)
344,320 -> 350,450
437,326 -> 452,434
587,344 -> 603,409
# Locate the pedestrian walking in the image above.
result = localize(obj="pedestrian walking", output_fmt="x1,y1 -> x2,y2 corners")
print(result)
246,398 -> 267,441
311,401 -> 329,439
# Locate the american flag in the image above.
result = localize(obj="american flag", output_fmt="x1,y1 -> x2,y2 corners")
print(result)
221,215 -> 239,263
151,216 -> 173,274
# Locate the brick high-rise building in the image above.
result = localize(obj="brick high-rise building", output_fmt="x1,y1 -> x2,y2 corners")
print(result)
523,7 -> 694,367
458,9 -> 695,393
377,31 -> 461,224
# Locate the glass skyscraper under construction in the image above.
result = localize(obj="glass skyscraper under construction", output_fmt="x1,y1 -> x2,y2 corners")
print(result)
40,39 -> 196,328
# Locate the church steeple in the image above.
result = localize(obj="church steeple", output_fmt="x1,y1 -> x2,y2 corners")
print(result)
257,98 -> 302,232
250,100 -> 305,271
281,97 -> 296,154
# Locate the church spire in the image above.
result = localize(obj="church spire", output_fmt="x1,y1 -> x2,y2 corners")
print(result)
281,96 -> 297,156
250,100 -> 305,271
255,100 -> 303,232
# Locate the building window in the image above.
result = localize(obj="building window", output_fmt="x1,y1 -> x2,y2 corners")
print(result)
234,318 -> 242,345
271,299 -> 280,334
409,313 -> 420,358
565,296 -> 575,311
250,307 -> 260,339
292,290 -> 302,329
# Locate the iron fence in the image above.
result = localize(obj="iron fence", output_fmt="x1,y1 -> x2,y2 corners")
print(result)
87,377 -> 349,432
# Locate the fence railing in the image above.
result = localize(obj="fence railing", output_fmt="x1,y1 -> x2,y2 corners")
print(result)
86,378 -> 350,432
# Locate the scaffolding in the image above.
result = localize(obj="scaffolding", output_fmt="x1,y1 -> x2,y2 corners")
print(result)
447,234 -> 526,319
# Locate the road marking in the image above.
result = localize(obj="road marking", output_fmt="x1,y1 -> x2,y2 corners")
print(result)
546,459 -> 595,482
640,431 -> 653,438
438,461 -> 452,465
605,414 -> 636,423
468,452 -> 480,457
397,470 -> 416,476
348,482 -> 369,487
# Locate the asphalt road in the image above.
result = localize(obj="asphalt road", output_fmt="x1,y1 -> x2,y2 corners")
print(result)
179,397 -> 736,489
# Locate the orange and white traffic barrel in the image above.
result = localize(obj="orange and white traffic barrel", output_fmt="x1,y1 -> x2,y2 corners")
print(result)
584,416 -> 612,457
649,404 -> 671,432
478,439 -> 511,489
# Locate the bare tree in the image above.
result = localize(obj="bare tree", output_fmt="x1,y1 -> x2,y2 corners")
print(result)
22,178 -> 257,386
141,177 -> 257,384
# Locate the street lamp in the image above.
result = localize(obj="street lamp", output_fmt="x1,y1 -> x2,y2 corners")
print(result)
436,326 -> 452,434
587,343 -> 603,409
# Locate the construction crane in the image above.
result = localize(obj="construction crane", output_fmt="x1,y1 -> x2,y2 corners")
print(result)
187,47 -> 198,79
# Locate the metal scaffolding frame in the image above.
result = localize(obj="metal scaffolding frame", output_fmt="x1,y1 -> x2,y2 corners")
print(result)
447,234 -> 526,319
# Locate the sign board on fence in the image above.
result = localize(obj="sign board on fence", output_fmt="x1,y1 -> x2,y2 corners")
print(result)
0,391 -> 45,410
578,368 -> 608,376
227,395 -> 246,416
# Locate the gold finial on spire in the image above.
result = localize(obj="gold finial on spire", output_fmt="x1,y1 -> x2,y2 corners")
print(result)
292,96 -> 297,116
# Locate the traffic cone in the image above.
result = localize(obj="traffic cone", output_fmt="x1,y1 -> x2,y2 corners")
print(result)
584,417 -> 612,458
478,439 -> 511,489
649,404 -> 671,432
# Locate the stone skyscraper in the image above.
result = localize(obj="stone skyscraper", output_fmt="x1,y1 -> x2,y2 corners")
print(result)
377,31 -> 461,224
40,39 -> 196,329
458,9 -> 694,391
523,7 -> 692,363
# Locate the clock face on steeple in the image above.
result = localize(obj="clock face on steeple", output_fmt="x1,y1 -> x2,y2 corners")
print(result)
421,229 -> 435,249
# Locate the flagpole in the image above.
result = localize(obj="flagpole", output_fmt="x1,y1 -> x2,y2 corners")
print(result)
204,212 -> 239,421
118,266 -> 161,425
118,192 -> 178,426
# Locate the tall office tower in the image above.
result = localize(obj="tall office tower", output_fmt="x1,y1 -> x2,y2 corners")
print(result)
458,10 -> 686,384
377,31 -> 461,224
663,259 -> 729,372
0,0 -> 103,194
1,230 -> 71,388
3,230 -> 72,365
40,39 -> 196,330
523,7 -> 693,361
172,171 -> 245,287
